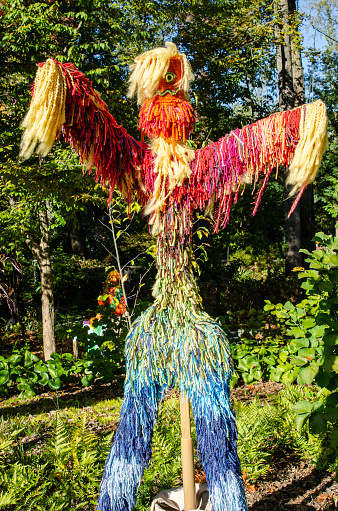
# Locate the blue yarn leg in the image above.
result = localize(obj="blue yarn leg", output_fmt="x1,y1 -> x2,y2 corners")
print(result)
97,378 -> 161,511
189,373 -> 248,511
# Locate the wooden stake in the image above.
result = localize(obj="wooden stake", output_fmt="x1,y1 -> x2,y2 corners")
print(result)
180,396 -> 196,511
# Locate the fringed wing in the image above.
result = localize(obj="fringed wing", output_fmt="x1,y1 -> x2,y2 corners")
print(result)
185,100 -> 328,232
20,59 -> 153,205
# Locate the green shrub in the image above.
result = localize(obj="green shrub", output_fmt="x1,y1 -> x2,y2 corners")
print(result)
262,227 -> 338,470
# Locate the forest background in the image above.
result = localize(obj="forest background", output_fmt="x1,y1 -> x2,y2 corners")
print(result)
1,0 -> 338,354
0,0 -> 337,379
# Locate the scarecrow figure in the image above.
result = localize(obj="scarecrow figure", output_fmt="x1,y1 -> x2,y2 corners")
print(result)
20,42 -> 327,511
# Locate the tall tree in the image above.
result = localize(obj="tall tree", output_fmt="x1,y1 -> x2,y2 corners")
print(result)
275,0 -> 315,275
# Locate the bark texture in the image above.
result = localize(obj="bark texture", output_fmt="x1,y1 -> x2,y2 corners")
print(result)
69,215 -> 86,257
28,204 -> 56,360
275,0 -> 314,275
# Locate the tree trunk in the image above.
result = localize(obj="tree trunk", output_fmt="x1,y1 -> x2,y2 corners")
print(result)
38,207 -> 56,360
284,187 -> 303,274
69,215 -> 86,257
9,193 -> 56,360
27,204 -> 56,361
275,0 -> 315,275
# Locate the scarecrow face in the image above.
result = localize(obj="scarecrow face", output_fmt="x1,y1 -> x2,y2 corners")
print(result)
157,57 -> 183,95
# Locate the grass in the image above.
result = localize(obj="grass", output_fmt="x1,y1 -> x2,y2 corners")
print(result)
0,385 -> 334,511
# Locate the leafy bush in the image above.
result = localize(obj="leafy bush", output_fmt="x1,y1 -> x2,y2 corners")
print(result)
262,228 -> 338,465
0,346 -> 125,398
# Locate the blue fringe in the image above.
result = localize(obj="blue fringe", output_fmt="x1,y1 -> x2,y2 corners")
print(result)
97,308 -> 248,511
97,379 -> 161,511
190,375 -> 248,511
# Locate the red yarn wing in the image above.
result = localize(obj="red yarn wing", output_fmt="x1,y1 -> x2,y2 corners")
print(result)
58,62 -> 153,205
184,107 -> 303,232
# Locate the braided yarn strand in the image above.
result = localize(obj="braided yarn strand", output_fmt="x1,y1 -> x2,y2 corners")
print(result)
20,59 -> 67,160
286,99 -> 328,196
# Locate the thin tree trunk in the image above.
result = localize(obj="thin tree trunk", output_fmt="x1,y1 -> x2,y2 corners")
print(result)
38,207 -> 56,360
275,0 -> 314,275
9,193 -> 56,360
69,215 -> 86,257
276,0 -> 294,112
284,187 -> 303,274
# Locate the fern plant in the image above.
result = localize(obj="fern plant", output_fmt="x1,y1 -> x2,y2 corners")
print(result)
136,398 -> 187,511
0,414 -> 113,511
276,386 -> 327,465
234,397 -> 283,481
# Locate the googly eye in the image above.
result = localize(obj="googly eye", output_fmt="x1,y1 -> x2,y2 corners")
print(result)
165,72 -> 176,83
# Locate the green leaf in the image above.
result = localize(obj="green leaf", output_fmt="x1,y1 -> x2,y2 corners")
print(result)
242,372 -> 254,384
38,372 -> 49,386
284,301 -> 295,311
278,350 -> 288,362
290,356 -> 308,367
24,351 -> 39,368
0,370 -> 10,386
27,371 -> 38,384
48,378 -> 61,390
262,355 -> 276,366
298,362 -> 320,385
81,374 -> 95,386
50,353 -> 61,361
281,370 -> 298,384
309,412 -> 327,435
17,381 -> 34,392
294,412 -> 311,432
34,361 -> 48,373
9,354 -> 23,367
18,389 -> 36,399
269,367 -> 283,382
292,400 -> 313,415
302,318 -> 316,329
298,348 -> 315,359
287,327 -> 305,338
293,338 -> 309,348
250,367 -> 262,381
326,392 -> 338,407
316,370 -> 330,388
329,255 -> 338,266
47,365 -> 58,379
323,331 -> 338,346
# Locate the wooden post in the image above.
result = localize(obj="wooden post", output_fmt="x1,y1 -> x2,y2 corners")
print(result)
180,396 -> 196,511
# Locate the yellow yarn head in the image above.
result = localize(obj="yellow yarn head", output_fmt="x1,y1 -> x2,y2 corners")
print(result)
128,41 -> 194,106
20,59 -> 67,160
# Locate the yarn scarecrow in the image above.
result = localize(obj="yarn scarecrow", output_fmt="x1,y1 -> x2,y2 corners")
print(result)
20,42 -> 328,511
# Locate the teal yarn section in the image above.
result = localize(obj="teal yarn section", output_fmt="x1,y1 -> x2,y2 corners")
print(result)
125,303 -> 231,393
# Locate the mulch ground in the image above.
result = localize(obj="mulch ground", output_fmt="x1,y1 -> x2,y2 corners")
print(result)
1,379 -> 337,510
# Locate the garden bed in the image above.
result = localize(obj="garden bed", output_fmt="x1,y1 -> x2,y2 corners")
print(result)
0,380 -> 337,510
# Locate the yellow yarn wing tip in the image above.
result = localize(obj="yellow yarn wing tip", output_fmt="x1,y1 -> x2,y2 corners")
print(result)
287,99 -> 328,195
19,59 -> 67,160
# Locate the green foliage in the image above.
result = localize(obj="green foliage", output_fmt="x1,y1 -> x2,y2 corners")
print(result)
0,335 -> 125,397
265,229 -> 338,392
234,397 -> 282,481
0,414 -> 113,511
276,386 -> 332,466
136,399 -> 184,510
260,228 -> 338,458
